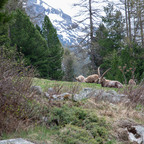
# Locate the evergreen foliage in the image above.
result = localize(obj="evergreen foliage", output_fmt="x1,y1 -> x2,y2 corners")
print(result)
0,0 -> 15,57
0,0 -> 11,23
95,3 -> 144,83
42,15 -> 64,80
100,4 -> 125,55
62,48 -> 74,81
10,9 -> 50,78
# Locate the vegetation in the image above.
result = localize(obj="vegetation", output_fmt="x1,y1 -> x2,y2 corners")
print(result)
41,15 -> 64,80
0,0 -> 144,144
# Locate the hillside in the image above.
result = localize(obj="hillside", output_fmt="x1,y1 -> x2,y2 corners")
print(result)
1,77 -> 144,144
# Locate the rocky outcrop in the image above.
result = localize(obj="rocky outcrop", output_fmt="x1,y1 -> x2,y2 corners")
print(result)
73,88 -> 128,103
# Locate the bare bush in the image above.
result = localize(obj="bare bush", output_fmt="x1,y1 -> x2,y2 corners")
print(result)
0,54 -> 35,135
123,83 -> 144,111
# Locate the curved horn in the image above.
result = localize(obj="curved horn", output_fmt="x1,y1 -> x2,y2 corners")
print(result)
98,67 -> 101,77
101,68 -> 111,79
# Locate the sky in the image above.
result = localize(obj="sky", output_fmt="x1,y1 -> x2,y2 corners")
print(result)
42,0 -> 79,17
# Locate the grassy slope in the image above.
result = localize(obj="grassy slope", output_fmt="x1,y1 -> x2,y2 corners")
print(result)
33,77 -> 118,92
1,78 -> 144,144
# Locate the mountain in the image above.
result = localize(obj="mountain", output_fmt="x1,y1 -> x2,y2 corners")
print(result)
26,0 -> 82,50
26,0 -> 90,76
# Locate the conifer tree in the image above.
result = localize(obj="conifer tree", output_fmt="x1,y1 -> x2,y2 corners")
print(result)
0,0 -> 14,56
42,15 -> 63,80
10,10 -> 50,78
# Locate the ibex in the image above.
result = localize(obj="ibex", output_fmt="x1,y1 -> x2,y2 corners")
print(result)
128,79 -> 136,85
85,74 -> 99,83
75,75 -> 86,82
98,67 -> 123,88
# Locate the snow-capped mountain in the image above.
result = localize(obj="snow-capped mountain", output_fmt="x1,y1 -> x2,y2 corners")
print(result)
26,0 -> 91,76
26,0 -> 82,50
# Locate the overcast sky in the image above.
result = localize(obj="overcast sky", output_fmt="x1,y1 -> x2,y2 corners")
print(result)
42,0 -> 79,16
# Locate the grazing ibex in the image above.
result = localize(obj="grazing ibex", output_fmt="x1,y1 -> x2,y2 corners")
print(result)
85,74 -> 99,83
98,67 -> 123,88
128,79 -> 136,85
75,75 -> 86,82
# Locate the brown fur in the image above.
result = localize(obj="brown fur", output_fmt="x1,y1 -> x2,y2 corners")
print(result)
75,75 -> 85,82
99,78 -> 123,88
98,67 -> 123,88
128,79 -> 136,85
85,74 -> 99,83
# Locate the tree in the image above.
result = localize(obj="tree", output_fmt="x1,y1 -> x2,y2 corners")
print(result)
62,48 -> 74,81
0,0 -> 14,56
42,15 -> 64,80
101,4 -> 125,52
10,10 -> 50,78
92,4 -> 126,82
120,0 -> 144,48
73,0 -> 106,71
95,4 -> 125,63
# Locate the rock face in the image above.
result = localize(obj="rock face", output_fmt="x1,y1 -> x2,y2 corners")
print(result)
0,138 -> 34,144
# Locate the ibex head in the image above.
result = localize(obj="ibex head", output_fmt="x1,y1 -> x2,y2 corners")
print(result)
98,67 -> 111,84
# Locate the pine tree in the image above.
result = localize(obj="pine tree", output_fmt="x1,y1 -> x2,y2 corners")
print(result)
62,48 -> 74,81
101,3 -> 125,54
10,10 -> 50,78
42,15 -> 63,80
0,0 -> 14,56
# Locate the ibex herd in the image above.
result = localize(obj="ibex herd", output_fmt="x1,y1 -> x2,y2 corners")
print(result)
76,67 -> 136,88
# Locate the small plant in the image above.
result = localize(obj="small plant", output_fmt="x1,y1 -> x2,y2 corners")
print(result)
118,64 -> 136,85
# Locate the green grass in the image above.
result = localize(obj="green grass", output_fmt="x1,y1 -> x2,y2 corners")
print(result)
32,77 -> 120,92
1,104 -> 115,144
1,126 -> 59,143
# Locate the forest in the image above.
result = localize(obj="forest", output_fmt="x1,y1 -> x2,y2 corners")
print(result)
1,0 -> 144,83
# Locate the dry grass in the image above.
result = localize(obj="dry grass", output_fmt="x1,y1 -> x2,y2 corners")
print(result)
83,99 -> 144,124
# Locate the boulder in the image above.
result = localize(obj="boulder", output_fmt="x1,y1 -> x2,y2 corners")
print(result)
74,88 -> 128,103
128,125 -> 144,144
0,138 -> 34,144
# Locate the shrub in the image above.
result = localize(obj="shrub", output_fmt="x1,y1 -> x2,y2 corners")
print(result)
0,54 -> 35,135
48,105 -> 87,126
59,124 -> 97,144
48,104 -> 112,144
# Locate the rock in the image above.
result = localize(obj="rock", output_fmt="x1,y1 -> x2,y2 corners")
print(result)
128,125 -> 144,144
44,92 -> 50,98
73,88 -> 94,101
0,138 -> 34,144
44,92 -> 72,100
74,88 -> 127,103
30,86 -> 42,95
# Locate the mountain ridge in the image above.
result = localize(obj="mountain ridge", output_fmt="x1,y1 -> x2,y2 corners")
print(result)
26,0 -> 80,50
